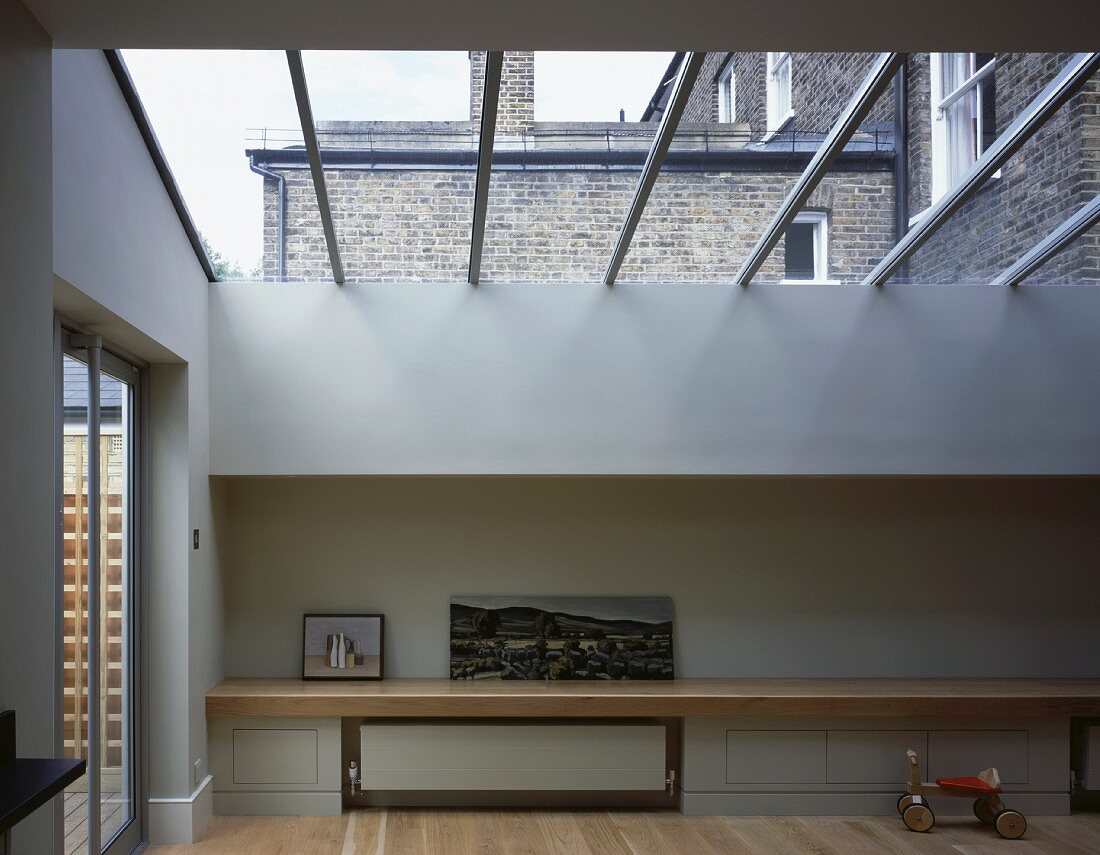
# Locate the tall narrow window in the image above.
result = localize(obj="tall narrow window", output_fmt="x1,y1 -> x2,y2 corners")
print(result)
766,51 -> 793,134
783,212 -> 829,283
61,337 -> 142,855
930,53 -> 997,200
718,65 -> 736,123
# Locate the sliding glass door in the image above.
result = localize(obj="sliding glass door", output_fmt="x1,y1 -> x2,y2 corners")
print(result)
61,332 -> 142,855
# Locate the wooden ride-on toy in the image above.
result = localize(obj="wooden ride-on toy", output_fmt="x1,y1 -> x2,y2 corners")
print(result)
898,749 -> 1026,839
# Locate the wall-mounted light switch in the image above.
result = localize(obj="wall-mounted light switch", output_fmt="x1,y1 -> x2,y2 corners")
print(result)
193,529 -> 200,550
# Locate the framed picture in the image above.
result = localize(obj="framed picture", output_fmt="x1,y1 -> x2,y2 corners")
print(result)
450,596 -> 673,680
302,613 -> 384,680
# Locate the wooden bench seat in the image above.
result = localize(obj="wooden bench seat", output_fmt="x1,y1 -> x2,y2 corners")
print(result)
206,677 -> 1100,719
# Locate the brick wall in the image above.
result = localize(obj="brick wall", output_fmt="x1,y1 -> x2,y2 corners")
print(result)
264,165 -> 894,284
682,53 -> 726,123
905,54 -> 933,214
686,53 -> 894,138
470,51 -> 535,133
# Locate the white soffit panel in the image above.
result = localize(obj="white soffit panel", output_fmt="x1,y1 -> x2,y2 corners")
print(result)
25,0 -> 1100,51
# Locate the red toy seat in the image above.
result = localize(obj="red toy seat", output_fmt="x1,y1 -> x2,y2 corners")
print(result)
936,776 -> 1000,795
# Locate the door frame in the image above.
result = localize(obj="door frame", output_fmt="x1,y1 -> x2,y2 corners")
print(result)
57,316 -> 148,855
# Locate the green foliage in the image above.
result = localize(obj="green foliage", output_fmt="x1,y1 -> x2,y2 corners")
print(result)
200,233 -> 262,281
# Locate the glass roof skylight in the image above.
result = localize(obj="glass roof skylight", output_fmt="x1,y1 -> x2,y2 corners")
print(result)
123,50 -> 1098,286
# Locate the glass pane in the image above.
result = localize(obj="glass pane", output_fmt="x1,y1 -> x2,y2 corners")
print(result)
62,355 -> 91,855
619,52 -> 895,283
122,50 -> 319,281
61,359 -> 135,855
479,51 -> 674,283
893,54 -> 1096,284
299,50 -> 475,282
99,370 -> 133,849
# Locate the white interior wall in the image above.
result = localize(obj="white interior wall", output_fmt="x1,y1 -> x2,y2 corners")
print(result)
0,3 -> 59,852
222,476 -> 1100,680
210,283 -> 1100,476
51,48 -> 219,844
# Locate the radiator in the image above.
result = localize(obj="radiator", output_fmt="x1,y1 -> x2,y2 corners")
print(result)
359,723 -> 667,791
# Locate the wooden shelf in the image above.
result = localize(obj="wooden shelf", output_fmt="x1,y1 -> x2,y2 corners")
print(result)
206,678 -> 1100,719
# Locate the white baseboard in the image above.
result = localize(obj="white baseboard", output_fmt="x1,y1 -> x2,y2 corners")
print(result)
214,791 -> 342,816
680,791 -> 1070,816
149,774 -> 214,844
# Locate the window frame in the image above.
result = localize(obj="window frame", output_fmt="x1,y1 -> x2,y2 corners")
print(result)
782,211 -> 833,284
718,64 -> 737,123
57,317 -> 148,855
765,51 -> 794,138
929,52 -> 997,201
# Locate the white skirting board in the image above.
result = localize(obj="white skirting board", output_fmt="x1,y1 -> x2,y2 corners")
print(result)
360,723 -> 667,791
213,791 -> 343,816
148,774 -> 214,845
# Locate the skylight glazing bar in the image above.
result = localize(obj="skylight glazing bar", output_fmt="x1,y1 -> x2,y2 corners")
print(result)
603,51 -> 706,286
735,52 -> 907,287
468,51 -> 503,286
862,51 -> 1100,287
286,50 -> 345,285
990,194 -> 1100,287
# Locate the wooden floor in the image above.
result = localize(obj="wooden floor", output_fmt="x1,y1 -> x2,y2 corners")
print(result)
146,809 -> 1100,854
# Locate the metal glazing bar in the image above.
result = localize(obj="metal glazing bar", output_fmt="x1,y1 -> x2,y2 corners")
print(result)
603,52 -> 706,286
468,51 -> 503,286
991,194 -> 1100,286
286,50 -> 345,285
735,52 -> 907,287
863,52 -> 1099,287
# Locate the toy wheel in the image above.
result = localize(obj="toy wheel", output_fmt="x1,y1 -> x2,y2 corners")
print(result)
897,793 -> 915,814
973,797 -> 996,824
994,809 -> 1026,840
902,802 -> 935,833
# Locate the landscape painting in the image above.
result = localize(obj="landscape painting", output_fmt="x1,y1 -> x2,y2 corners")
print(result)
450,596 -> 673,680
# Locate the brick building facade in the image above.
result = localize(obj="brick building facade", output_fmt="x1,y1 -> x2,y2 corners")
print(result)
248,52 -> 1097,284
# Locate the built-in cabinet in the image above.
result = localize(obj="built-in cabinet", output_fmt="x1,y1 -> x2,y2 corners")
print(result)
682,717 -> 1069,815
208,717 -> 341,815
206,713 -> 1072,817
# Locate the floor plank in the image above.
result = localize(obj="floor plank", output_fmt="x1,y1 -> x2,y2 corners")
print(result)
144,809 -> 1100,855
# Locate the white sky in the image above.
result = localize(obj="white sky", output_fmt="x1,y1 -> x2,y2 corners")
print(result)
122,50 -> 672,274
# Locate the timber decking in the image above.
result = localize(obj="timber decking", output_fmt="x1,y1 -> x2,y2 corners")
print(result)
206,677 -> 1100,718
63,789 -> 130,855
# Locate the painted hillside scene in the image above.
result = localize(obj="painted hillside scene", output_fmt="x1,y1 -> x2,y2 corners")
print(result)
450,596 -> 674,681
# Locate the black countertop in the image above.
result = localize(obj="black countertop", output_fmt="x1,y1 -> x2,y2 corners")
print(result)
0,758 -> 86,836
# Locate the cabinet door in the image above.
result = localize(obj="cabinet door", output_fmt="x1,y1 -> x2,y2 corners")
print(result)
827,731 -> 927,784
233,729 -> 319,785
929,731 -> 1029,784
726,731 -> 827,784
